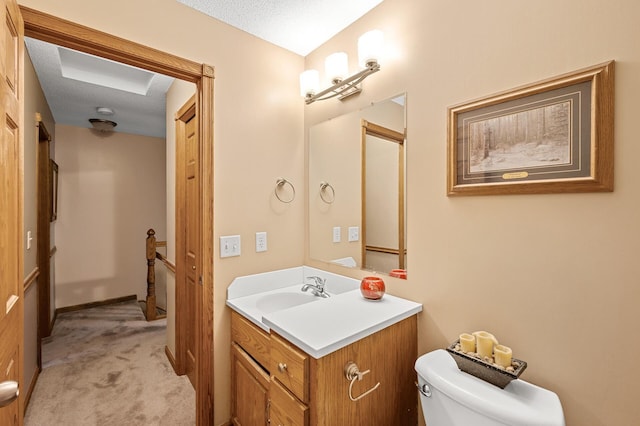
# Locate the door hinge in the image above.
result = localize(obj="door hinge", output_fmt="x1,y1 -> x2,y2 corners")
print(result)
199,275 -> 203,286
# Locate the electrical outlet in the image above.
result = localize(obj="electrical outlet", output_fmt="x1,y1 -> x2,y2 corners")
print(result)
333,226 -> 341,243
348,226 -> 359,242
220,235 -> 241,258
256,232 -> 267,252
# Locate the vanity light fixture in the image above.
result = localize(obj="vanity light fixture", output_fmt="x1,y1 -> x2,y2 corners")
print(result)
300,30 -> 383,105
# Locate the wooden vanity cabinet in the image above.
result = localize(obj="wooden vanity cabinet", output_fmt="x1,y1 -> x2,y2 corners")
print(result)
231,310 -> 418,426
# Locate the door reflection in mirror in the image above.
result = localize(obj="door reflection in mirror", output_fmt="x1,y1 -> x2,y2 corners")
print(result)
362,121 -> 405,273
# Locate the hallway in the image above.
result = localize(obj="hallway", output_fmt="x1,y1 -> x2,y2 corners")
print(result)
24,300 -> 195,425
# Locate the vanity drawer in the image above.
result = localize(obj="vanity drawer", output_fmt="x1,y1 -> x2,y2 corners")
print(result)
231,311 -> 270,370
270,333 -> 309,403
270,379 -> 309,426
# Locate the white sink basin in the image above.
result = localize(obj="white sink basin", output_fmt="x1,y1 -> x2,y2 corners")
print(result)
255,291 -> 323,314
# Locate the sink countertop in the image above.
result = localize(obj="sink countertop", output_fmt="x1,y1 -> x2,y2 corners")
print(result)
226,267 -> 422,359
262,290 -> 422,358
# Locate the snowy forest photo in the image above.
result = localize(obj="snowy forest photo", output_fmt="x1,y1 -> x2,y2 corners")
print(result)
468,101 -> 571,173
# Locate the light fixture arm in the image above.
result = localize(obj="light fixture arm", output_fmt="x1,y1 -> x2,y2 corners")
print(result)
305,61 -> 380,105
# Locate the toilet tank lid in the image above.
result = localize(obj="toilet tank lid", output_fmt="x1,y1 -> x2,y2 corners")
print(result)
415,350 -> 565,426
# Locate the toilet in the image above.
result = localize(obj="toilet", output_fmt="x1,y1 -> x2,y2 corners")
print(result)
415,350 -> 565,426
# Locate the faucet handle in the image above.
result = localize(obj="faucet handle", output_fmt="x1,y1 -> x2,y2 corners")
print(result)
306,276 -> 325,286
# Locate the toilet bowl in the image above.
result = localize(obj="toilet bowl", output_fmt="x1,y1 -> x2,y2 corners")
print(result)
415,349 -> 565,426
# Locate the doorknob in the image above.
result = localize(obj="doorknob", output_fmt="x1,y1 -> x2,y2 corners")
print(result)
0,381 -> 18,408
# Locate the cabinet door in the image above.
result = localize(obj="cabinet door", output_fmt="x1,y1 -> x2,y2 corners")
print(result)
270,380 -> 308,426
231,343 -> 270,426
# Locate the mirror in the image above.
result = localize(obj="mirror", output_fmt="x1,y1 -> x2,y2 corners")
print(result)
309,94 -> 407,277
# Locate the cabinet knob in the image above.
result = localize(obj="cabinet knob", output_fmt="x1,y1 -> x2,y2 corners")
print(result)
277,362 -> 287,373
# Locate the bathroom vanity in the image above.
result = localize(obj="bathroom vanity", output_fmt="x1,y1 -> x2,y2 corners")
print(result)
227,267 -> 422,426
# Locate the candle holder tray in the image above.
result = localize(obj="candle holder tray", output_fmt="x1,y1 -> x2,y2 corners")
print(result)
446,340 -> 527,389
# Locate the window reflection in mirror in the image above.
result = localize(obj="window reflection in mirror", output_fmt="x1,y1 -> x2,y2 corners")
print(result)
308,93 -> 406,277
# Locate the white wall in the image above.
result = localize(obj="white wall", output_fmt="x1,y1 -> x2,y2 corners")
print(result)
304,0 -> 640,425
53,125 -> 166,307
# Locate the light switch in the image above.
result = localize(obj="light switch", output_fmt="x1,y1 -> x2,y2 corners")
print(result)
256,232 -> 267,252
27,230 -> 33,250
220,235 -> 241,258
348,226 -> 359,242
333,226 -> 341,243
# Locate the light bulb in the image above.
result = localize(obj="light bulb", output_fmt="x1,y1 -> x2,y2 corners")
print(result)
325,52 -> 348,83
299,69 -> 319,97
358,30 -> 384,68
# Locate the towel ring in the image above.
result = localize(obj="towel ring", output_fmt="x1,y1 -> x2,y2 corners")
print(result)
344,362 -> 380,402
275,177 -> 295,203
319,181 -> 335,204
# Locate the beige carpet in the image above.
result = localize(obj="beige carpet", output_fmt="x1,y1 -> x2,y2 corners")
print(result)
25,300 -> 195,425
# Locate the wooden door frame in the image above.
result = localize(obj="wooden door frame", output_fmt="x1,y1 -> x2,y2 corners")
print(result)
20,7 -> 215,424
36,117 -> 51,349
360,120 -> 406,270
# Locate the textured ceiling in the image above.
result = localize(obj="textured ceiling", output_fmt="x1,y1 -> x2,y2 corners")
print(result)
25,1 -> 382,139
178,0 -> 384,56
25,37 -> 174,139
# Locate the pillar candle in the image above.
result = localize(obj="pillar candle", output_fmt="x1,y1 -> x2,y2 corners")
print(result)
494,344 -> 513,368
473,331 -> 497,359
459,333 -> 476,353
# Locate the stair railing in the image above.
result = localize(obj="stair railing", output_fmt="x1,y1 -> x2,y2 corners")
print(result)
144,228 -> 175,321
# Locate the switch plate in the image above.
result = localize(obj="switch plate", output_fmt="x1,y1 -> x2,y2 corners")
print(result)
256,232 -> 267,252
348,226 -> 359,242
220,235 -> 241,258
332,226 -> 341,243
27,230 -> 33,250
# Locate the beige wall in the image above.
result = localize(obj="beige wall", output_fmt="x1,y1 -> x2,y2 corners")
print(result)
18,1 -> 305,423
53,125 -> 166,307
304,0 -> 640,425
23,49 -> 56,408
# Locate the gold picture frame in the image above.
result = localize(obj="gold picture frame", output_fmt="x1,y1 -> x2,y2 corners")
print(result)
447,61 -> 614,196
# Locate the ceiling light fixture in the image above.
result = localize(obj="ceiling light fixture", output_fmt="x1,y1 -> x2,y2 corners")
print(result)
300,30 -> 383,105
89,118 -> 117,132
96,106 -> 114,115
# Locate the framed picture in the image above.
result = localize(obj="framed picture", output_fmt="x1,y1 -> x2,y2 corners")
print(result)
447,61 -> 614,196
50,159 -> 58,222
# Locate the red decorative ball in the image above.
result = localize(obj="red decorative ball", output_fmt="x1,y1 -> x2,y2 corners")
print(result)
389,269 -> 407,279
360,276 -> 385,300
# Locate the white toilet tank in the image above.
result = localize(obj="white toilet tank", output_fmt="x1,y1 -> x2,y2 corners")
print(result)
415,350 -> 565,426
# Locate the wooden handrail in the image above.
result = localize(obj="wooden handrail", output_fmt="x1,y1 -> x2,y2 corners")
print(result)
156,251 -> 176,274
364,245 -> 408,255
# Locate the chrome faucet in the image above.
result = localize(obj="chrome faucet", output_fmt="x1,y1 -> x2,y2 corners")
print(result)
301,276 -> 330,298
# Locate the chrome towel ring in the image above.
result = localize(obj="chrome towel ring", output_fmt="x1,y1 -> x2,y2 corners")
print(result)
275,177 -> 295,203
319,181 -> 335,204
